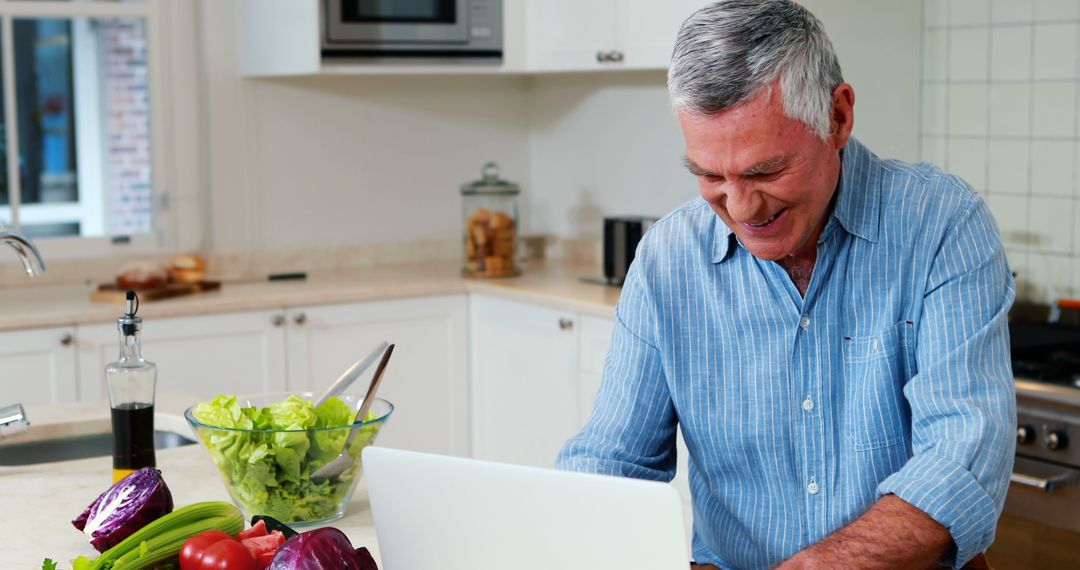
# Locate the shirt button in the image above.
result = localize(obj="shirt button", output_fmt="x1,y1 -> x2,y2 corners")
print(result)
800,315 -> 810,330
807,481 -> 820,495
802,397 -> 815,412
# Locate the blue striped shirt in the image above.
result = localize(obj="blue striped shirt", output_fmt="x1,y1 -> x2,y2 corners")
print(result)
556,138 -> 1016,569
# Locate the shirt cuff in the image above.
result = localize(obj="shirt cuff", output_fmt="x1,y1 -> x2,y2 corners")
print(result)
877,452 -> 999,568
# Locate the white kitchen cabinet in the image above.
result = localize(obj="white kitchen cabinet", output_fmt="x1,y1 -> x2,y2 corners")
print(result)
284,296 -> 469,457
75,310 -> 288,402
526,0 -> 708,72
0,326 -> 77,406
575,313 -> 694,534
578,314 -> 614,424
470,294 -> 580,467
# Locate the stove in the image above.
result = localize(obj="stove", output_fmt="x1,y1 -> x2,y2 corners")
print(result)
985,323 -> 1080,568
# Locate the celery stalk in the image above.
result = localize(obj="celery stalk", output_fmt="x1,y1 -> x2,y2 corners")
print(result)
74,502 -> 243,570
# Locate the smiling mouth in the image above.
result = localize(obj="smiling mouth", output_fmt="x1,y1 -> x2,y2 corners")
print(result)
744,209 -> 786,228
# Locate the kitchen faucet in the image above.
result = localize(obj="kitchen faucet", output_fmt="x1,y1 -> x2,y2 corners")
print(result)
0,228 -> 43,440
0,403 -> 29,440
0,226 -> 45,276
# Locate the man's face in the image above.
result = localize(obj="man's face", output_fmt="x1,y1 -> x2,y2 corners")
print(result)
678,83 -> 852,262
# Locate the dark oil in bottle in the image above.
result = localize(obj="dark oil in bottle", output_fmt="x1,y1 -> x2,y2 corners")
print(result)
112,402 -> 156,483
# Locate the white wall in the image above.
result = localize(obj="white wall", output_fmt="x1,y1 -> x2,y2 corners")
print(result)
524,0 -> 923,241
920,0 -> 1080,303
197,0 -> 921,254
199,0 -> 530,253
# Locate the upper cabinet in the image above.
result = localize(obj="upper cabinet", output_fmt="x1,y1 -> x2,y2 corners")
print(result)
236,0 -> 707,76
525,0 -> 705,72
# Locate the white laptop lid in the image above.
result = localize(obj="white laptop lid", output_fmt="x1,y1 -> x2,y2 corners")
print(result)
362,446 -> 689,570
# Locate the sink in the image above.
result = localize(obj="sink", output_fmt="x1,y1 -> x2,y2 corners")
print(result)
0,430 -> 196,466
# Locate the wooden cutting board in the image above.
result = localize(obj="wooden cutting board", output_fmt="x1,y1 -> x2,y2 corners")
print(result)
90,281 -> 222,303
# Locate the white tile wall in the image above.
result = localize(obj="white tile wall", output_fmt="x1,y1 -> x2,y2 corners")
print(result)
1037,0 -> 1080,21
991,0 -> 1033,24
923,0 -> 1080,302
989,26 -> 1031,81
988,83 -> 1030,136
987,139 -> 1029,192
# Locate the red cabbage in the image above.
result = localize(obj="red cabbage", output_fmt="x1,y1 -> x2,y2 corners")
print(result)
71,467 -> 174,552
268,527 -> 378,570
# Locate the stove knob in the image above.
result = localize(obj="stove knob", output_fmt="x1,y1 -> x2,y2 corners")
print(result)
1045,431 -> 1068,451
1017,425 -> 1036,445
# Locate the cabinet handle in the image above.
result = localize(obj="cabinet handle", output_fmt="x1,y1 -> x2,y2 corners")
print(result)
608,50 -> 624,63
558,318 -> 574,331
293,313 -> 307,325
271,315 -> 285,327
596,50 -> 607,63
59,333 -> 73,346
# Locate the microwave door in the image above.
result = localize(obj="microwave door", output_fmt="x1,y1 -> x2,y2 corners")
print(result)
325,0 -> 469,44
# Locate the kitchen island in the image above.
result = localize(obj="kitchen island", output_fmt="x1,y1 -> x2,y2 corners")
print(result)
0,394 -> 383,568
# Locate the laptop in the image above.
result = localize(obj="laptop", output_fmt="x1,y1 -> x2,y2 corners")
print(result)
362,447 -> 690,570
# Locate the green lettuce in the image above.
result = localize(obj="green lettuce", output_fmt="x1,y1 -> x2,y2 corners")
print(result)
192,394 -> 381,523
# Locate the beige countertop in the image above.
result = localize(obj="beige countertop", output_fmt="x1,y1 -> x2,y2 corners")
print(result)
0,260 -> 621,332
0,393 -> 384,568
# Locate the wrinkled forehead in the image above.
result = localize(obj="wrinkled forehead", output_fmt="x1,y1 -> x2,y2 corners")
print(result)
677,92 -> 810,174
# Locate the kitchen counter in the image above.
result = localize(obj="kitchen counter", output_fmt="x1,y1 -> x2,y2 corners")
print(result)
0,394 -> 384,568
0,260 -> 621,331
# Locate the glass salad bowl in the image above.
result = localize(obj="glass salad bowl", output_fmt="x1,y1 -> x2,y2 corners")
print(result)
185,391 -> 394,525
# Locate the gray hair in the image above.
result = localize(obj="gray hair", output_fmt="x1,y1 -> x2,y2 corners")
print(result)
667,0 -> 844,139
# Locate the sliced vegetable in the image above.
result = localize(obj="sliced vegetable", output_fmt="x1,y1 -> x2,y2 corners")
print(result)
237,520 -> 269,541
267,527 -> 378,570
242,531 -> 286,569
72,501 -> 244,570
250,515 -> 298,539
71,466 -> 174,552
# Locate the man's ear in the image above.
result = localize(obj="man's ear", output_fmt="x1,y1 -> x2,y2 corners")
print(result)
829,83 -> 855,149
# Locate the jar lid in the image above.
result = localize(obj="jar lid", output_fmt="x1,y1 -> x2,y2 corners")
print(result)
461,162 -> 519,196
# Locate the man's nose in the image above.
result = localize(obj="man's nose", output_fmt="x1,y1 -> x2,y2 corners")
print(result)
721,182 -> 765,223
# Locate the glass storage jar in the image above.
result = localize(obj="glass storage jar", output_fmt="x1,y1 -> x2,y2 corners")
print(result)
461,162 -> 520,278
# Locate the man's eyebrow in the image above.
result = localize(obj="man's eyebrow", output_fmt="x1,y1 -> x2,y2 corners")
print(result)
683,155 -> 789,178
683,157 -> 716,177
742,155 -> 788,176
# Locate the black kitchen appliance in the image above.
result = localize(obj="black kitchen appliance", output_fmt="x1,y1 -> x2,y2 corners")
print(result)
321,0 -> 502,60
603,216 -> 656,286
985,319 -> 1080,568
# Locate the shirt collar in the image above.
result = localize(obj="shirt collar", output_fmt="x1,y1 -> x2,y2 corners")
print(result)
711,136 -> 880,264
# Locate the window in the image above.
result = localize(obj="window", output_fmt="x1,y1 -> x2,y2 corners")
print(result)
0,0 -> 162,248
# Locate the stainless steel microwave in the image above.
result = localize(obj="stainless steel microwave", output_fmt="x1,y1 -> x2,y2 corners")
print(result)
321,0 -> 503,59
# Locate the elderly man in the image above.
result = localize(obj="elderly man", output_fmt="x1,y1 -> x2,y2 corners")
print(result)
556,1 -> 1015,569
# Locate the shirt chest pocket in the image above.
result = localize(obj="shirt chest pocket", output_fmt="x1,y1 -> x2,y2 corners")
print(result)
841,321 -> 916,452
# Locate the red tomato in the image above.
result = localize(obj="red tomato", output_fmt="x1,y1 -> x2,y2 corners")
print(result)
241,530 -> 287,569
179,530 -> 235,570
199,538 -> 258,570
237,520 -> 268,541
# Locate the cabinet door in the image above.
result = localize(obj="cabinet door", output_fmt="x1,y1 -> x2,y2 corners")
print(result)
470,295 -> 579,467
0,326 -> 77,406
577,313 -> 693,535
76,310 -> 288,401
578,314 -> 614,425
527,0 -> 618,71
616,0 -> 709,70
284,296 -> 469,457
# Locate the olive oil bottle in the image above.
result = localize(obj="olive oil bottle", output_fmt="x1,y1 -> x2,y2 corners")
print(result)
105,291 -> 157,483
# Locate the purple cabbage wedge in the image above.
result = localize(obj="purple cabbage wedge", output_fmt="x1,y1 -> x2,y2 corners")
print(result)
72,467 -> 174,552
268,527 -> 378,570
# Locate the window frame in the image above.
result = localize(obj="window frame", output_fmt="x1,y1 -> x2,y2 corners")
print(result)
0,0 -> 176,259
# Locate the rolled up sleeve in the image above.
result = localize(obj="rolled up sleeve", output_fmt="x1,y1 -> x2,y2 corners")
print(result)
877,195 -> 1016,568
556,252 -> 678,482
